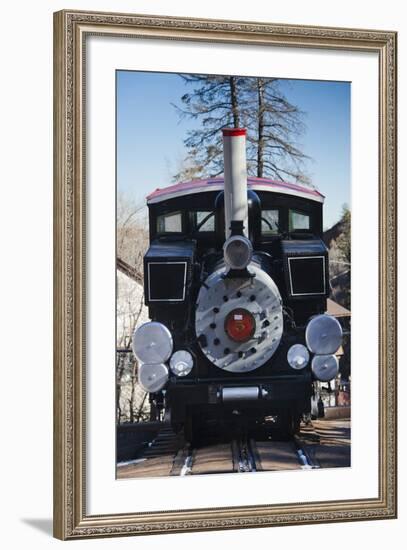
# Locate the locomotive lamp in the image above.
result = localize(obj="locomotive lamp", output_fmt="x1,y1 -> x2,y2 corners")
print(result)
138,363 -> 169,393
304,314 -> 342,382
132,321 -> 173,364
223,234 -> 253,270
305,314 -> 342,355
169,350 -> 194,377
132,322 -> 173,392
287,344 -> 310,370
311,354 -> 339,382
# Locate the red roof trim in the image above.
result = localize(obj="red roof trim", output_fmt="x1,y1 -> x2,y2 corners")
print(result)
222,128 -> 247,136
146,176 -> 324,202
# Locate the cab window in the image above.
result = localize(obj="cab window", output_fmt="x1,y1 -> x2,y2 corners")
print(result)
289,209 -> 310,231
157,211 -> 182,233
261,209 -> 280,235
191,211 -> 215,232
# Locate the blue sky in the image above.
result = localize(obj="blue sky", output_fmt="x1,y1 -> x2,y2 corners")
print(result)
117,71 -> 350,229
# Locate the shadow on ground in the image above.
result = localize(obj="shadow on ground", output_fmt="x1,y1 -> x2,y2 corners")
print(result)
21,518 -> 53,536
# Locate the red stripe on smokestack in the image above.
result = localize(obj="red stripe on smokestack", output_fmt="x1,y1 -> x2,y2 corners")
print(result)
222,128 -> 247,137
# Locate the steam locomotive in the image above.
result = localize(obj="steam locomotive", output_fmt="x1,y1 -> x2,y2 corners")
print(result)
132,128 -> 342,441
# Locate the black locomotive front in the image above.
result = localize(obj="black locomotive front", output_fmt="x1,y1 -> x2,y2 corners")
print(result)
132,128 -> 342,440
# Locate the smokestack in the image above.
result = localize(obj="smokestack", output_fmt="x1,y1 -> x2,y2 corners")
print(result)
222,128 -> 249,238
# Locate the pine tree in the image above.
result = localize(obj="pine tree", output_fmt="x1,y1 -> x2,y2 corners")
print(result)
173,74 -> 247,179
245,78 -> 310,181
174,74 -> 309,183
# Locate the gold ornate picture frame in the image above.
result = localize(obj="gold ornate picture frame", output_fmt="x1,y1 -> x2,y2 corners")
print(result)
53,9 -> 397,540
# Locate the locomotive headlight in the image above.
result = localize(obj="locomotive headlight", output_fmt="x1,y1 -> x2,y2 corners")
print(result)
305,314 -> 342,355
132,321 -> 173,364
287,344 -> 310,370
138,363 -> 169,393
223,235 -> 253,270
169,350 -> 194,377
311,354 -> 339,382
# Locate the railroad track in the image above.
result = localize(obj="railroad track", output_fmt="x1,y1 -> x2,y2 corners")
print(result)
173,434 -> 319,477
117,421 -> 324,478
232,438 -> 257,473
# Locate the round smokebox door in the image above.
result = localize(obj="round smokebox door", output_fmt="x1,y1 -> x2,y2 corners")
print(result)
195,262 -> 283,373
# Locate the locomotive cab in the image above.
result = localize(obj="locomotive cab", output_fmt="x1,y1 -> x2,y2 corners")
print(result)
133,128 -> 342,441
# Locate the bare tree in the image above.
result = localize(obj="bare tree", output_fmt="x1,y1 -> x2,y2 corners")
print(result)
117,192 -> 149,274
116,193 -> 150,424
244,78 -> 310,181
173,74 -> 310,183
173,75 -> 248,180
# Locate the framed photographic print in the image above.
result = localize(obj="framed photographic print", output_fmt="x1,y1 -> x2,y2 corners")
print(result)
53,9 -> 397,540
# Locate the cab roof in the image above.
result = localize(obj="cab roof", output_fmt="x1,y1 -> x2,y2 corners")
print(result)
146,176 -> 324,205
